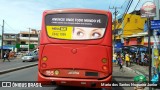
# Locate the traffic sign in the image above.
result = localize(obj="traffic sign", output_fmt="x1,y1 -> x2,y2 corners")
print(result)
151,20 -> 160,29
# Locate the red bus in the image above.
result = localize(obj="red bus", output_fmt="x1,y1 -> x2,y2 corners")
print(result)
38,9 -> 112,89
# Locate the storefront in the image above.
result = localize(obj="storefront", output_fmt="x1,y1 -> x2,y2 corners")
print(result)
16,44 -> 35,52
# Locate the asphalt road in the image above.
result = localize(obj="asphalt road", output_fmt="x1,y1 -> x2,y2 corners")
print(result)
112,65 -> 137,90
0,58 -> 37,72
0,65 -> 147,90
0,66 -> 104,90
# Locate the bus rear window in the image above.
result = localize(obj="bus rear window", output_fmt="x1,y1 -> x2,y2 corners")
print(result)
45,13 -> 108,40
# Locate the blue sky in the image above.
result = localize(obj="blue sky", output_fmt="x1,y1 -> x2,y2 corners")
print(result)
0,0 -> 153,34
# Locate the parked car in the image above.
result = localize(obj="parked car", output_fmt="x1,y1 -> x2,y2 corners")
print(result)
21,52 -> 38,62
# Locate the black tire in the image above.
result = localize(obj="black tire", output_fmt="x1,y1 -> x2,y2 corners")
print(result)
31,58 -> 34,62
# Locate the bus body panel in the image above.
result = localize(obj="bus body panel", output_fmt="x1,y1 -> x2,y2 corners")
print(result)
38,9 -> 112,88
39,44 -> 111,79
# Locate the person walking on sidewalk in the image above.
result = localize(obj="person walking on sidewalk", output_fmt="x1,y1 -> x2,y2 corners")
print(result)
113,53 -> 117,64
141,52 -> 145,66
3,51 -> 10,62
125,52 -> 130,67
117,54 -> 124,72
129,53 -> 133,66
136,52 -> 139,64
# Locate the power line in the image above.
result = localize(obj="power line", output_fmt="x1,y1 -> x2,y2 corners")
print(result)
121,0 -> 128,8
4,21 -> 19,33
0,19 -> 18,33
4,26 -> 16,33
116,0 -> 133,29
108,0 -> 112,10
113,0 -> 117,7
121,0 -> 141,29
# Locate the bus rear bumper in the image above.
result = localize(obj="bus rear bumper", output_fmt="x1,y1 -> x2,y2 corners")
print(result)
38,71 -> 112,88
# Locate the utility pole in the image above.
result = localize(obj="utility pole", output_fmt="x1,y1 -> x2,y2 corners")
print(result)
151,1 -> 160,90
28,28 -> 30,53
1,20 -> 4,59
110,6 -> 122,54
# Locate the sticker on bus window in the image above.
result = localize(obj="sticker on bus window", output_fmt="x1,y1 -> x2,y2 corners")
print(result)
45,13 -> 107,40
46,26 -> 73,39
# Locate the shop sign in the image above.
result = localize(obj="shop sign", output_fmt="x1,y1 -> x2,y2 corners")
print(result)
140,1 -> 156,18
16,44 -> 35,49
20,45 -> 29,48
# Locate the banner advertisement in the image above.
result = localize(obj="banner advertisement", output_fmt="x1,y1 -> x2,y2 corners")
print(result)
45,13 -> 108,40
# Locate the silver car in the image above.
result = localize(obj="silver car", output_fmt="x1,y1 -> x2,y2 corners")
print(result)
21,52 -> 38,62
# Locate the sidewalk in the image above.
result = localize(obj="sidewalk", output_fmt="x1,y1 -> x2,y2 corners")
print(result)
122,63 -> 160,90
0,57 -> 37,74
123,63 -> 149,79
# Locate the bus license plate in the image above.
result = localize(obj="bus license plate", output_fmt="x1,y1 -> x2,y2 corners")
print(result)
68,71 -> 79,75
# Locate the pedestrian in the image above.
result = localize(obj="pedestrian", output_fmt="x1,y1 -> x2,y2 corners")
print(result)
3,51 -> 10,62
113,53 -> 117,64
125,52 -> 130,67
135,52 -> 138,64
117,54 -> 124,72
141,52 -> 145,66
130,53 -> 133,66
144,54 -> 148,66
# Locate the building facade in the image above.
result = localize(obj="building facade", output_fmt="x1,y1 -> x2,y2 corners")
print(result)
16,30 -> 40,52
113,11 -> 147,52
3,33 -> 18,51
0,30 -> 40,53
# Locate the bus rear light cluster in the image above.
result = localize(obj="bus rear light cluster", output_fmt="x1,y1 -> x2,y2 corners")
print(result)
101,58 -> 107,63
42,56 -> 48,62
54,70 -> 60,75
45,70 -> 54,76
41,63 -> 47,68
102,65 -> 107,70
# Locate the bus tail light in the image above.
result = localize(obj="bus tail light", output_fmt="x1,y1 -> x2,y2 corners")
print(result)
102,65 -> 107,70
54,70 -> 60,75
41,63 -> 47,68
42,56 -> 48,62
102,58 -> 107,63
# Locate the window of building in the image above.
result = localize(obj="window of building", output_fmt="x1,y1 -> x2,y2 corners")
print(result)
11,35 -> 16,38
5,35 -> 9,38
135,19 -> 138,23
34,34 -> 38,37
22,34 -> 28,37
7,41 -> 11,45
21,42 -> 26,44
118,18 -> 122,23
127,18 -> 130,22
30,34 -> 38,37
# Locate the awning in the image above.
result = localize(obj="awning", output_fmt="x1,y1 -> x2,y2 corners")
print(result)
0,45 -> 15,50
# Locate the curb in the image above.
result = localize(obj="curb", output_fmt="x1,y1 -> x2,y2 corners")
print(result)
0,63 -> 38,75
123,66 -> 143,75
123,66 -> 149,79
